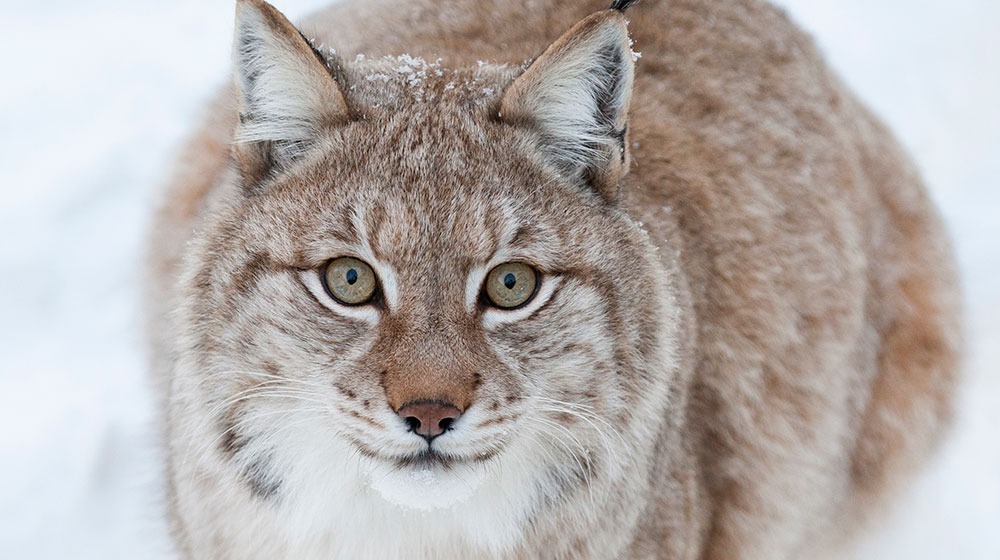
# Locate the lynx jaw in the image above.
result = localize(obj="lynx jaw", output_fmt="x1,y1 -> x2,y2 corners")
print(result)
365,458 -> 488,511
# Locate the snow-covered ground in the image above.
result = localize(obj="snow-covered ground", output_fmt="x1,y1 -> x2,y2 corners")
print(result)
1,0 -> 996,557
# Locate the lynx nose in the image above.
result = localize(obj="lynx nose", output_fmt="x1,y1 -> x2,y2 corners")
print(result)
398,400 -> 462,443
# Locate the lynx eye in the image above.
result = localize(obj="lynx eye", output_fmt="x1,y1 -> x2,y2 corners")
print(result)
322,257 -> 378,305
484,262 -> 538,309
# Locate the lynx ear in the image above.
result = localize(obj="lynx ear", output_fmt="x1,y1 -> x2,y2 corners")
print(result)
231,0 -> 350,185
500,10 -> 634,203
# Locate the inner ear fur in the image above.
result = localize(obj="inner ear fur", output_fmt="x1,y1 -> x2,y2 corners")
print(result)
500,10 -> 635,204
231,0 -> 351,187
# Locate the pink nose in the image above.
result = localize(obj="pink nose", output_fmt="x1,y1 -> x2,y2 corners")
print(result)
397,400 -> 462,443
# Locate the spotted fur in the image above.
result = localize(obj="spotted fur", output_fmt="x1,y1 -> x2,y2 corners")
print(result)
147,0 -> 961,558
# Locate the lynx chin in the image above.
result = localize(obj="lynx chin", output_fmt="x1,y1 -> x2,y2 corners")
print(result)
147,0 -> 961,558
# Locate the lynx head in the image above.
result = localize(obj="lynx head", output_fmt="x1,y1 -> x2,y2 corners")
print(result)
176,0 -> 676,528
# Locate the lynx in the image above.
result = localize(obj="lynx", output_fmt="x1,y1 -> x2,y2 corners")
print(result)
147,0 -> 961,558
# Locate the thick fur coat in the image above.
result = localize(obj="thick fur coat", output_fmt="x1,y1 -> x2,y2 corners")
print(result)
147,0 -> 961,558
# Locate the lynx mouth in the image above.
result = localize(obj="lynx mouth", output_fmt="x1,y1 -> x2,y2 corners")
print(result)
345,434 -> 503,469
394,449 -> 459,470
348,438 -> 503,473
392,447 -> 502,470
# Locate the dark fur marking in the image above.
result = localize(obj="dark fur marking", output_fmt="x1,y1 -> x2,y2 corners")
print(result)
475,415 -> 507,428
262,361 -> 281,376
227,253 -> 272,303
520,279 -> 563,322
341,433 -> 382,460
242,454 -> 283,501
609,0 -> 640,12
218,413 -> 249,457
337,405 -> 385,429
508,224 -> 542,250
324,206 -> 360,245
472,447 -> 503,463
378,369 -> 389,397
554,411 -> 579,425
533,448 -> 596,510
335,383 -> 358,400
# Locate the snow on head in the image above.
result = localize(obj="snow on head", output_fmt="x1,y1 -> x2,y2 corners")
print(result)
357,54 -> 448,101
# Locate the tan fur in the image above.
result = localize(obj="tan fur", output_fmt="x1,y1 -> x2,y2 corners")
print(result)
147,0 -> 961,558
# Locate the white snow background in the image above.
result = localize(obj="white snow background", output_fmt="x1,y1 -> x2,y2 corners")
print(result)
1,0 -> 997,557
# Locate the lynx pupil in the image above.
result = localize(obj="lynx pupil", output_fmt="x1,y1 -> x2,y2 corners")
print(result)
322,257 -> 377,305
484,262 -> 538,309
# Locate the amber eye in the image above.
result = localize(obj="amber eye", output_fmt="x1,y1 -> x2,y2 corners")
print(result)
484,262 -> 538,309
322,257 -> 378,305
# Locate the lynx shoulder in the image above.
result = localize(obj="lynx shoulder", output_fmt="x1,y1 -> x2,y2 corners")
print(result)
147,0 -> 961,558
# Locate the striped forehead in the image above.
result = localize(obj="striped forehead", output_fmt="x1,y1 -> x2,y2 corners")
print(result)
359,193 -> 516,266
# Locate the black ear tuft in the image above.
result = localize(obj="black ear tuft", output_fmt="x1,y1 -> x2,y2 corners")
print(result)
609,0 -> 640,12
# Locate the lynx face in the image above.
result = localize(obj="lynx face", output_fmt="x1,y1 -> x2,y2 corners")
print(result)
173,0 -> 675,521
